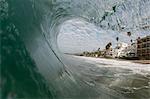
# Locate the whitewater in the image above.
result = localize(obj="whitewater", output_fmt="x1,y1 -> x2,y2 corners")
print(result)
64,55 -> 150,98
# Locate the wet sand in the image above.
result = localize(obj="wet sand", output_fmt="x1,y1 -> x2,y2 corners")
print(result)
132,60 -> 150,64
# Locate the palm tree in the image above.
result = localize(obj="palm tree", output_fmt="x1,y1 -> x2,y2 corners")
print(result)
130,39 -> 133,43
116,37 -> 119,42
127,32 -> 131,37
105,42 -> 112,50
127,32 -> 133,44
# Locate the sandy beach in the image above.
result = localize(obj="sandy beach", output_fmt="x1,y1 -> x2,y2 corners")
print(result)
70,55 -> 150,72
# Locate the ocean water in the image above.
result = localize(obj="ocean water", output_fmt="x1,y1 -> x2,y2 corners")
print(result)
63,55 -> 150,99
1,0 -> 150,98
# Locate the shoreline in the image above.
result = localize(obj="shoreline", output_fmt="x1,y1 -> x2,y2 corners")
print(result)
131,60 -> 150,64
72,55 -> 150,64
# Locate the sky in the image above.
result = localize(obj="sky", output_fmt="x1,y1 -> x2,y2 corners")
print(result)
57,18 -> 149,53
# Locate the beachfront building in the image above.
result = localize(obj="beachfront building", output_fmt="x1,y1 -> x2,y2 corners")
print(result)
105,41 -> 138,59
127,42 -> 137,57
137,36 -> 150,60
105,48 -> 113,57
119,42 -> 137,58
112,42 -> 128,58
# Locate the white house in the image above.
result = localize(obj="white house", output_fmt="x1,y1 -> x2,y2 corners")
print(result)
105,42 -> 137,58
105,47 -> 113,57
116,42 -> 137,58
125,42 -> 137,58
112,42 -> 128,58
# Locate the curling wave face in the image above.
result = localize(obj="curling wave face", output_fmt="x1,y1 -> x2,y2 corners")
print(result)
1,0 -> 150,98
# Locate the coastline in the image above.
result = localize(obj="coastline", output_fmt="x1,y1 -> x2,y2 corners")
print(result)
72,55 -> 150,64
131,60 -> 150,64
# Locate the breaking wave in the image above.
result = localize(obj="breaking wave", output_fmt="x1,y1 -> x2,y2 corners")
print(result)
1,0 -> 150,98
